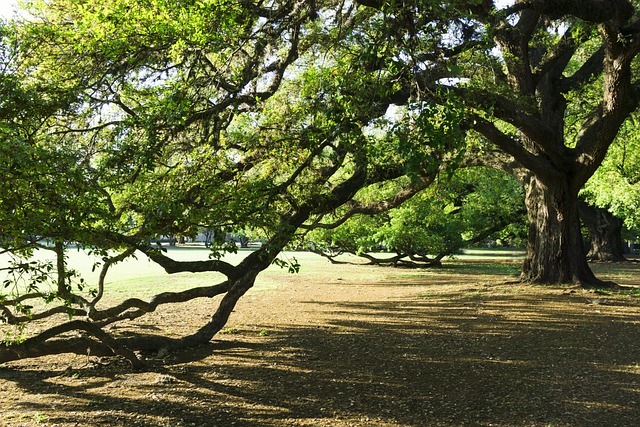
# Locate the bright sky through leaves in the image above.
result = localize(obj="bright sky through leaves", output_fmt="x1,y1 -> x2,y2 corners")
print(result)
0,0 -> 15,18
0,1 -> 517,18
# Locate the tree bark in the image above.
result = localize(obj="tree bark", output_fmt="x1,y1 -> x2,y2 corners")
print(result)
578,199 -> 627,262
521,175 -> 614,287
181,268 -> 260,347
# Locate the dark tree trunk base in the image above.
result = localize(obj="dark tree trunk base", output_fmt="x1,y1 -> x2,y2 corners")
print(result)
578,199 -> 627,263
521,176 -> 620,289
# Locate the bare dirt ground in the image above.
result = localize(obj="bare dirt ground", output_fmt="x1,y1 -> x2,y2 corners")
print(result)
1,259 -> 640,427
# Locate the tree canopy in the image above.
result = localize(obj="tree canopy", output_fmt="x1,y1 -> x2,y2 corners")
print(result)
0,0 -> 449,364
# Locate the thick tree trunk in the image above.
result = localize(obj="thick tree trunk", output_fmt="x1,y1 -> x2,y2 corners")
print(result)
181,268 -> 260,347
578,199 -> 626,262
521,175 -> 612,287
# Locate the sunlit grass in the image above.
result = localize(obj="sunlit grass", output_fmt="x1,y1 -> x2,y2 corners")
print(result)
2,247 -> 638,308
0,247 -> 340,306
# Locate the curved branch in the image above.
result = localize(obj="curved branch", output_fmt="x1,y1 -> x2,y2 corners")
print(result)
536,22 -> 589,81
358,252 -> 444,268
469,116 -> 561,179
1,320 -> 142,368
91,247 -> 137,307
1,292 -> 47,306
444,85 -> 569,159
92,281 -> 230,325
504,0 -> 634,25
462,147 -> 528,181
302,171 -> 438,231
572,50 -> 640,187
558,47 -> 604,92
135,245 -> 239,279
7,305 -> 88,325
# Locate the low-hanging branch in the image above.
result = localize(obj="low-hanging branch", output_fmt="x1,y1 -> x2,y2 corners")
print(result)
0,320 -> 144,368
0,144 -> 425,366
302,171 -> 439,231
307,182 -> 525,270
134,245 -> 240,279
91,281 -> 231,326
92,247 -> 138,307
312,249 -> 447,268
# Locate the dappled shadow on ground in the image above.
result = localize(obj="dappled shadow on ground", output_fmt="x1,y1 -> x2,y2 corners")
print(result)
1,280 -> 640,426
243,289 -> 640,426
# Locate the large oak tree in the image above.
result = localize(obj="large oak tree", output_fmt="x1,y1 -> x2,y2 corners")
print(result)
351,0 -> 640,285
473,0 -> 640,286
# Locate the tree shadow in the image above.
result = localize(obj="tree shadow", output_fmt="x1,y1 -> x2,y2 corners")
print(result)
1,286 -> 639,426
268,291 -> 639,426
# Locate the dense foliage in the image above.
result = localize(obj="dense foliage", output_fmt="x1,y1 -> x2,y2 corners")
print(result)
583,115 -> 640,233
0,0 -> 456,364
305,168 -> 526,266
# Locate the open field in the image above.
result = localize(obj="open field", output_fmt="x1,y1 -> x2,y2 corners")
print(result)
1,250 -> 640,427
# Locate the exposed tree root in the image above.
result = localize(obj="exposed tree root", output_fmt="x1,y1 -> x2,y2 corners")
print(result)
0,320 -> 144,369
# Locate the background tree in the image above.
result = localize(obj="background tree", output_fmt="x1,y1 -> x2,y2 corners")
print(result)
581,112 -> 640,258
470,0 -> 640,285
305,167 -> 526,266
578,199 -> 627,262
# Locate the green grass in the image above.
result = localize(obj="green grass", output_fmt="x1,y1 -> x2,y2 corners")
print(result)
591,262 -> 640,282
440,261 -> 522,276
0,248 -> 339,304
593,286 -> 640,298
457,248 -> 526,259
2,247 -> 638,307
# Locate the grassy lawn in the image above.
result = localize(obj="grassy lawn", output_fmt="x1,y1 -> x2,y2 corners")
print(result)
2,246 -> 637,306
1,247 -> 374,304
88,247 -> 527,299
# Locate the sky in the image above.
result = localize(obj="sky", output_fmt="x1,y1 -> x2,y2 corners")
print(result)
0,0 -> 16,19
